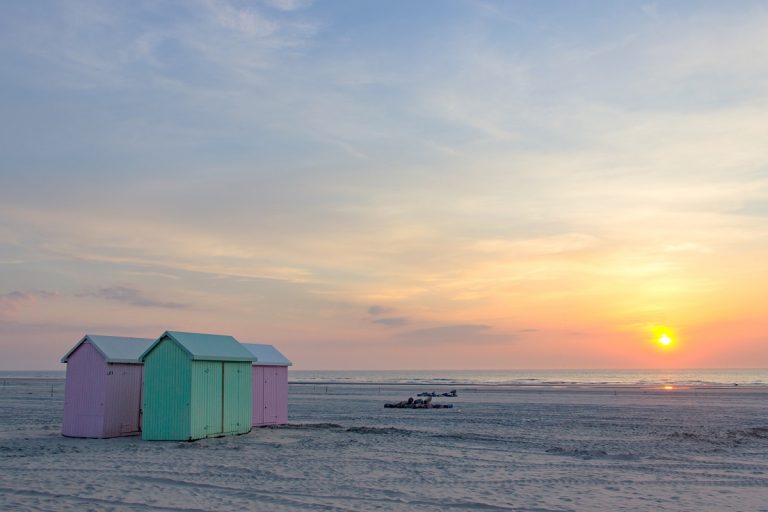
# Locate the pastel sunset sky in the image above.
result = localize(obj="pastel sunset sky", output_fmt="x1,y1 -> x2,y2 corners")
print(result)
1,1 -> 767,370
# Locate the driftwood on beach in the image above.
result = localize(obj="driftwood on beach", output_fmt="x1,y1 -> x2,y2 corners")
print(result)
384,396 -> 454,409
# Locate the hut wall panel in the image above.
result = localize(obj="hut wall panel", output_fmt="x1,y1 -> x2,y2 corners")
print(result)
142,339 -> 191,441
190,360 -> 223,439
223,362 -> 252,434
103,363 -> 143,437
62,342 -> 107,438
263,366 -> 278,425
251,366 -> 264,426
275,366 -> 288,424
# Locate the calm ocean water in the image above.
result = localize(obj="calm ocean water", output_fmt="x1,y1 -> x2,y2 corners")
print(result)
2,369 -> 766,386
288,369 -> 768,386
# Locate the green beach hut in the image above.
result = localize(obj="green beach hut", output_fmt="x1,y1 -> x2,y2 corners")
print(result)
139,331 -> 255,441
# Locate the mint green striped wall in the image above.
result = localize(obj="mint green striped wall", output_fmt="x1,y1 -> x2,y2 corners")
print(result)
143,339 -> 252,441
142,339 -> 191,441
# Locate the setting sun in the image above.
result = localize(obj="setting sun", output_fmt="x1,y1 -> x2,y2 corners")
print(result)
650,326 -> 678,351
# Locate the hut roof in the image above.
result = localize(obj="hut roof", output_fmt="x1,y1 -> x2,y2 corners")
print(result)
139,331 -> 256,362
61,335 -> 155,364
242,343 -> 292,366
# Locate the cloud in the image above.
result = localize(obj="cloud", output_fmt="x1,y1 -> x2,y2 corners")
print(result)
0,290 -> 58,316
2,2 -> 768,369
124,270 -> 182,280
398,324 -> 508,345
78,286 -> 188,309
734,199 -> 768,218
0,291 -> 35,315
367,305 -> 409,327
402,324 -> 490,336
0,0 -> 320,95
372,316 -> 409,327
367,305 -> 393,316
661,243 -> 712,254
206,0 -> 277,37
262,0 -> 313,12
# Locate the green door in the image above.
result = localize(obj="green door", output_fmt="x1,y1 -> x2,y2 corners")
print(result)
190,361 -> 223,439
223,362 -> 252,434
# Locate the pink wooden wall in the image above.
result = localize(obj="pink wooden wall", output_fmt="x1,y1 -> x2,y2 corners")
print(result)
62,342 -> 144,438
251,365 -> 288,426
62,343 -> 107,437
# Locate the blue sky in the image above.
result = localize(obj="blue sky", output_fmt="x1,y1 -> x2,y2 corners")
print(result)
1,1 -> 768,369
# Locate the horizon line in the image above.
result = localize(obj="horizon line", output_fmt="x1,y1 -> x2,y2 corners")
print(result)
3,367 -> 768,372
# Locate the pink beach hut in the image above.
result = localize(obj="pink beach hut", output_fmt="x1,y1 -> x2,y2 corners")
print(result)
242,343 -> 292,426
60,335 -> 154,438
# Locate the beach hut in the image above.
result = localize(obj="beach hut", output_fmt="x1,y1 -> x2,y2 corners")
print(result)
60,335 -> 154,438
242,343 -> 292,426
139,331 -> 255,441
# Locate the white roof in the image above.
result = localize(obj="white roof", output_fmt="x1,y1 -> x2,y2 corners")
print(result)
61,335 -> 155,364
241,343 -> 292,366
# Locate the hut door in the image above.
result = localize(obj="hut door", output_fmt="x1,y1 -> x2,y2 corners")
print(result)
194,361 -> 223,437
223,363 -> 248,433
263,367 -> 278,424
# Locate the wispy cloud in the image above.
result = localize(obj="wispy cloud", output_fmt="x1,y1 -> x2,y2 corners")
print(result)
372,317 -> 409,327
0,291 -> 36,314
0,290 -> 58,317
262,0 -> 313,12
368,305 -> 392,316
0,0 -> 320,94
398,324 -> 510,345
367,304 -> 409,327
401,324 -> 491,338
2,2 -> 768,368
77,287 -> 188,309
206,0 -> 278,37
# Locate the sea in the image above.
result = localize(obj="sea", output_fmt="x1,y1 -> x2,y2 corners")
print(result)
3,368 -> 767,387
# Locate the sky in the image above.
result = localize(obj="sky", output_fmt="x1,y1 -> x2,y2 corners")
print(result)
1,0 -> 767,370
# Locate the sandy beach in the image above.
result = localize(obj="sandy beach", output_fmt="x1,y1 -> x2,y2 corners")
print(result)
1,378 -> 767,511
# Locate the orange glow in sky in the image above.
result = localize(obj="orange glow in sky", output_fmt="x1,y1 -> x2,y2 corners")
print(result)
2,2 -> 768,371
